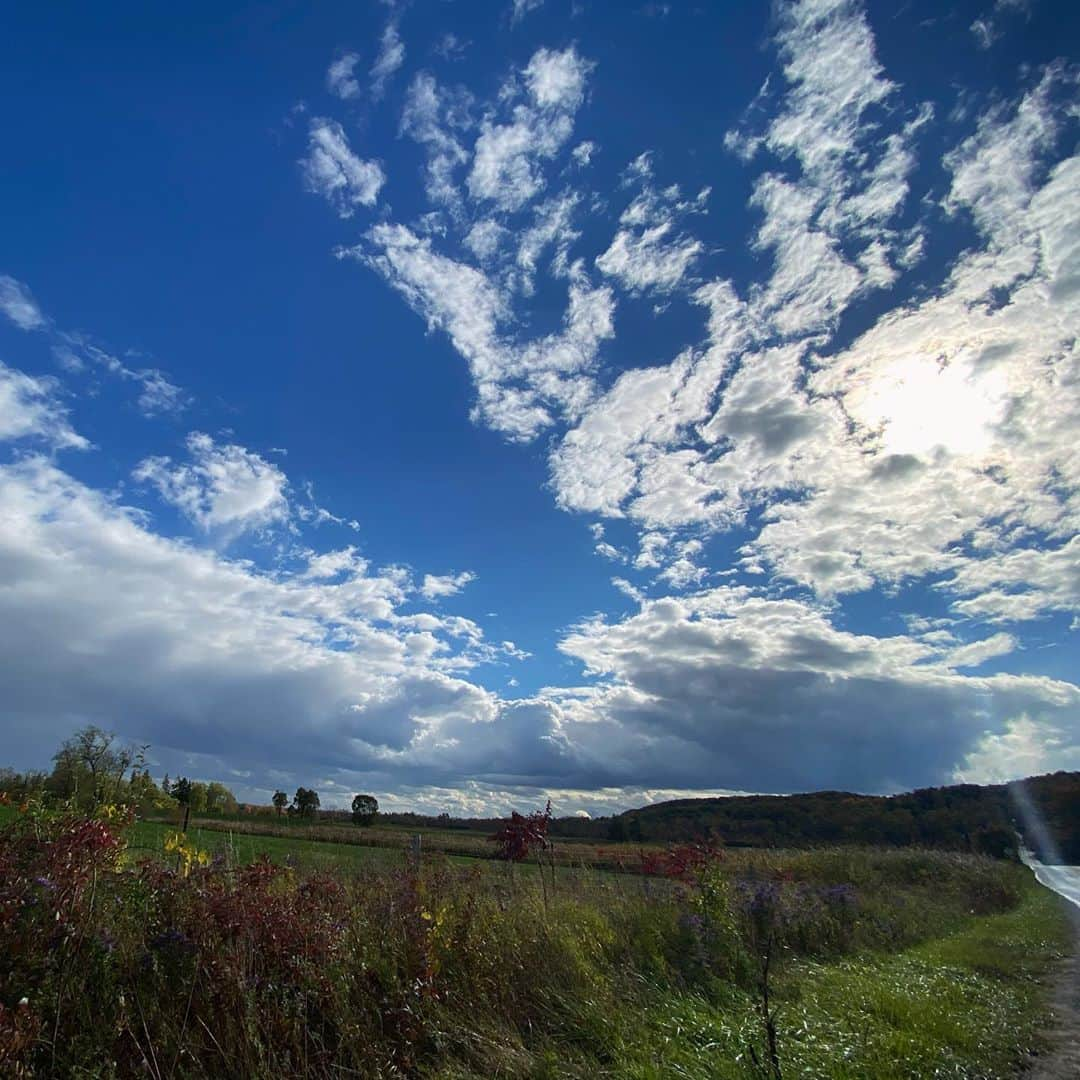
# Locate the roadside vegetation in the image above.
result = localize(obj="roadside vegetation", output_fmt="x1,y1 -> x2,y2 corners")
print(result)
0,728 -> 1074,1076
0,794 -> 1072,1078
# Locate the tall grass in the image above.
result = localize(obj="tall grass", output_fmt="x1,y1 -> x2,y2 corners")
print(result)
0,803 -> 1069,1078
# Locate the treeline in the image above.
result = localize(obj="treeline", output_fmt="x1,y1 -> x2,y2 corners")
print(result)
0,725 -> 240,819
371,773 -> 1080,863
4,727 -> 1077,863
591,773 -> 1080,863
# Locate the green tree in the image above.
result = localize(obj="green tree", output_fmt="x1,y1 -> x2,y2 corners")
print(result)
188,782 -> 209,814
293,787 -> 320,818
205,781 -> 238,815
606,817 -> 627,843
351,794 -> 379,826
272,790 -> 288,816
49,725 -> 143,808
170,777 -> 193,806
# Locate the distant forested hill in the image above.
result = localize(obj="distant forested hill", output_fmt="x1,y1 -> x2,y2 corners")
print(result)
578,772 -> 1079,863
380,772 -> 1079,861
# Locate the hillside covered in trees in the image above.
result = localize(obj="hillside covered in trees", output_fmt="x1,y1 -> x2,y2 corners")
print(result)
577,773 -> 1080,863
380,773 -> 1080,863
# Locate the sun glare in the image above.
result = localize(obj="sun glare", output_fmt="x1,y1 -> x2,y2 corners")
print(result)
848,350 -> 1008,459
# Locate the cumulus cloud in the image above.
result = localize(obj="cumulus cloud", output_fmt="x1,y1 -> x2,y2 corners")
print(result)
0,456 -> 515,794
2,453 -> 1076,805
0,275 -> 46,331
420,570 -> 477,599
301,119 -> 385,215
134,432 -> 291,538
550,21 -> 1079,637
557,588 -> 1079,792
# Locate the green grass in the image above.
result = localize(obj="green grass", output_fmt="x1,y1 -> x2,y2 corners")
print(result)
507,880 -> 1071,1080
128,818 -> 597,877
127,817 -> 407,872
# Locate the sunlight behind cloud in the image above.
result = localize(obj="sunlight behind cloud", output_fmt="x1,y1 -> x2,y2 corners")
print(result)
846,350 -> 1009,459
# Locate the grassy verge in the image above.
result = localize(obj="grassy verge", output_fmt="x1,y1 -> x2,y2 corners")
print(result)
432,877 -> 1069,1079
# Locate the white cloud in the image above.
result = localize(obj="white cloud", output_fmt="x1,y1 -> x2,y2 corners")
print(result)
596,169 -> 709,295
524,46 -> 590,111
946,632 -> 1018,668
0,276 -> 46,331
597,222 -> 702,295
956,714 -> 1080,785
970,0 -> 1035,51
301,119 -> 386,216
571,140 -> 596,167
53,333 -> 187,417
557,587 -> 1079,792
400,74 -> 473,211
2,450 -> 1077,805
420,570 -> 477,599
550,35 -> 1079,646
511,0 -> 544,25
302,546 -> 367,580
370,18 -> 405,100
433,33 -> 469,62
0,456 -> 521,795
464,219 -> 509,262
304,0 -> 1080,799
134,432 -> 291,538
514,190 -> 581,292
467,47 -> 592,212
0,362 -> 87,449
763,0 -> 896,186
353,223 -> 613,439
326,53 -> 361,100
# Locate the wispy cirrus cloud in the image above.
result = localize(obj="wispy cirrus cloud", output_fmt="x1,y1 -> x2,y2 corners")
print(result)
0,275 -> 46,331
326,53 -> 361,101
370,17 -> 405,100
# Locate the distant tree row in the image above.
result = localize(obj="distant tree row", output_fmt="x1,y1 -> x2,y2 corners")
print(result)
366,773 -> 1080,864
0,726 -> 387,831
264,788 -> 379,825
0,725 -> 240,818
162,774 -> 238,815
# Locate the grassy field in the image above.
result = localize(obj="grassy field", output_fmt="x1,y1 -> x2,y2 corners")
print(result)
1,803 -> 1074,1078
137,810 -> 665,869
128,817 -> 409,872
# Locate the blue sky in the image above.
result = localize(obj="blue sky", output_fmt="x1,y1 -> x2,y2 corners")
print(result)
1,0 -> 1078,815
